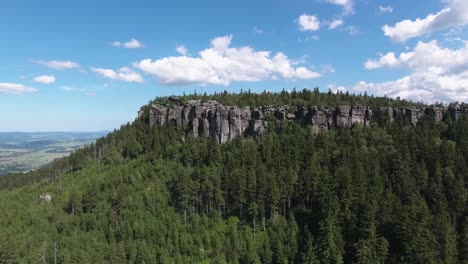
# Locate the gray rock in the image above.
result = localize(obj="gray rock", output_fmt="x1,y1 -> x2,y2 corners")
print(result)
253,120 -> 265,136
187,100 -> 201,106
336,106 -> 351,127
216,107 -> 230,144
40,193 -> 52,203
145,99 -> 467,143
275,108 -> 287,120
252,109 -> 263,120
449,103 -> 468,121
168,96 -> 181,104
379,107 -> 394,122
433,107 -> 444,122
351,105 -> 366,126
149,105 -> 168,126
311,110 -> 326,125
403,107 -> 423,125
229,107 -> 243,140
192,118 -> 200,138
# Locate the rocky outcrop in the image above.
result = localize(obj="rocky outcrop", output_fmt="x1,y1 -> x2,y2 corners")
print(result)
402,107 -> 425,126
143,99 -> 468,143
40,193 -> 52,203
449,103 -> 468,121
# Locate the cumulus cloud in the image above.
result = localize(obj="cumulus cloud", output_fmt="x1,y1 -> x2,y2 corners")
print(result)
133,35 -> 321,86
298,14 -> 320,31
34,60 -> 79,70
379,5 -> 393,14
364,52 -> 401,69
112,38 -> 143,49
176,44 -> 188,56
323,0 -> 354,15
383,0 -> 468,42
0,83 -> 37,94
91,67 -> 144,83
33,75 -> 55,84
329,19 -> 343,29
357,40 -> 468,102
365,40 -> 468,71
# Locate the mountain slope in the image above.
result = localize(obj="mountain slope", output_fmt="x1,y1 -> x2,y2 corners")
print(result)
0,90 -> 466,263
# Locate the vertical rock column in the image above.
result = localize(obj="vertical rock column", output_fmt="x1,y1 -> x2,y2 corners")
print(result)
311,107 -> 329,133
229,107 -> 243,140
251,109 -> 265,137
149,105 -> 168,126
216,107 -> 230,144
335,106 -> 351,127
350,105 -> 366,126
241,107 -> 252,136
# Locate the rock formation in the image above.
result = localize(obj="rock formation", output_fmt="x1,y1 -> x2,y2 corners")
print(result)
141,99 -> 468,144
40,193 -> 52,203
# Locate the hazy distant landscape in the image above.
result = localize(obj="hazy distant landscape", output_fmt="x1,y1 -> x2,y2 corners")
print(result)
0,132 -> 107,175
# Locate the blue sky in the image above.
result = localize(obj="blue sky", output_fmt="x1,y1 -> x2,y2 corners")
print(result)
0,0 -> 467,131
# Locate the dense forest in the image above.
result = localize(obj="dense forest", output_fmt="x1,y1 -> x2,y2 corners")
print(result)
0,90 -> 466,263
150,88 -> 429,108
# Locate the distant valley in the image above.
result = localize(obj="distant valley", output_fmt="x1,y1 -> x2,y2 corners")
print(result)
0,131 -> 107,175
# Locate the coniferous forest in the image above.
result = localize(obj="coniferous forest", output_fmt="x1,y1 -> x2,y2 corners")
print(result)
0,90 -> 466,263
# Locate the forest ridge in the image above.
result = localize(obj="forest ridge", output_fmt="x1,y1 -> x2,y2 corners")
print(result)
142,89 -> 468,144
0,90 -> 466,263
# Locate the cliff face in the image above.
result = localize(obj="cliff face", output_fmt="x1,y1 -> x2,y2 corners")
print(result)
143,98 -> 468,144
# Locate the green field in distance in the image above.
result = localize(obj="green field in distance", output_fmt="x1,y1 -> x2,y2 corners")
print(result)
0,132 -> 107,175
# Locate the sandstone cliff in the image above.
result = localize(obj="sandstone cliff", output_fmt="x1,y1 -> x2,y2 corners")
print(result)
141,98 -> 468,144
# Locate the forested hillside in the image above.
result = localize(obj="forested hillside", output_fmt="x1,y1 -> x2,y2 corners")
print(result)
0,90 -> 466,263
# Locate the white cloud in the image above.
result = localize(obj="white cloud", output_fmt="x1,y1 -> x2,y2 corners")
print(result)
323,0 -> 354,15
329,84 -> 347,93
351,69 -> 468,103
298,14 -> 320,31
34,60 -> 79,70
364,52 -> 401,69
176,44 -> 188,56
112,38 -> 143,49
329,19 -> 343,29
0,83 -> 37,94
365,40 -> 468,71
345,25 -> 360,35
378,5 -> 393,14
60,86 -> 74,91
133,35 -> 321,86
357,40 -> 468,103
321,64 -> 336,74
298,35 -> 320,42
91,67 -> 144,83
294,67 -> 321,78
252,26 -> 264,35
383,0 -> 468,42
33,75 -> 55,84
